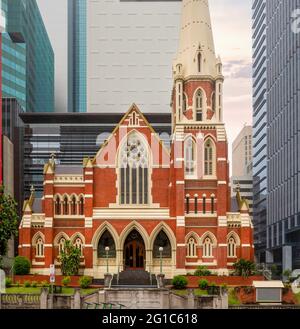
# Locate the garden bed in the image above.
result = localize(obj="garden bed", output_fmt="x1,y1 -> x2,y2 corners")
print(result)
186,275 -> 265,288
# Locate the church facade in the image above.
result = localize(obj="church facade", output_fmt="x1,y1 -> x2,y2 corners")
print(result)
18,0 -> 254,278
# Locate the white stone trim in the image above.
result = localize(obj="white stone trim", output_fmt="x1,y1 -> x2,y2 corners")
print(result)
217,158 -> 226,162
242,244 -> 251,247
85,217 -> 93,228
93,208 -> 170,220
85,180 -> 93,183
176,181 -> 185,185
176,216 -> 185,227
44,217 -> 53,228
43,180 -> 54,185
44,195 -> 54,199
177,244 -> 186,247
218,244 -> 227,247
85,194 -> 93,198
21,244 -> 31,247
218,181 -> 227,185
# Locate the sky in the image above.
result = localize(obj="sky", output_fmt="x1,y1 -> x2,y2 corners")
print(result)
36,0 -> 253,161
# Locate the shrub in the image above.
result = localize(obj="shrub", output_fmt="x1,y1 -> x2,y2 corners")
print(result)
198,279 -> 209,290
31,281 -> 38,288
79,276 -> 92,289
13,256 -> 30,275
23,280 -> 31,288
60,240 -> 81,276
62,276 -> 71,287
5,278 -> 12,288
194,266 -> 212,277
172,275 -> 188,290
207,282 -> 220,295
41,280 -> 49,288
233,259 -> 256,278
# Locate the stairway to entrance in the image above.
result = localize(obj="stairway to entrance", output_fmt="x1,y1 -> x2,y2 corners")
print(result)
111,270 -> 158,288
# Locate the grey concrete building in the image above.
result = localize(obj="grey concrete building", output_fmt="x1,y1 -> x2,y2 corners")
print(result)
252,0 -> 300,270
252,0 -> 268,264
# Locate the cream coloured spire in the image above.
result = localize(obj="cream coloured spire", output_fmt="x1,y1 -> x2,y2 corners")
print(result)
174,0 -> 219,78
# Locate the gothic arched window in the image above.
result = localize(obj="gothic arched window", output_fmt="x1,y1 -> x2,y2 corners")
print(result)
187,237 -> 197,257
184,137 -> 196,177
58,237 -> 66,255
79,197 -> 84,215
196,90 -> 204,121
204,139 -> 215,176
119,133 -> 149,205
97,230 -> 116,258
71,196 -> 77,215
203,237 -> 213,257
153,231 -> 172,258
63,196 -> 69,215
228,237 -> 237,258
55,196 -> 61,215
36,237 -> 44,257
74,237 -> 83,256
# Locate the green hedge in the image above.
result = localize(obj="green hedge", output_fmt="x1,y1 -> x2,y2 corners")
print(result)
13,256 -> 30,275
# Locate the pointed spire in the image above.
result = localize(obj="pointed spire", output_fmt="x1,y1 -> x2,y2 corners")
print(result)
174,0 -> 218,77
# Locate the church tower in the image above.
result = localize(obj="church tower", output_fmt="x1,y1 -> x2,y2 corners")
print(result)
170,0 -> 232,274
172,0 -> 224,125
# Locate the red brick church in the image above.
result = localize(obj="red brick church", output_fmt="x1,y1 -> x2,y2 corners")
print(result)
18,0 -> 254,278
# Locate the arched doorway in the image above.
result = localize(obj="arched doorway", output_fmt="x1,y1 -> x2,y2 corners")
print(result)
123,229 -> 145,270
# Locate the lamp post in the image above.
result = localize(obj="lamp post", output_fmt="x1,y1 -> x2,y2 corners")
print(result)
105,246 -> 110,274
159,247 -> 164,275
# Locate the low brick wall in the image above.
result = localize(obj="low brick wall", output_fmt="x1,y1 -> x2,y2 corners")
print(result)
186,275 -> 265,288
13,275 -> 95,287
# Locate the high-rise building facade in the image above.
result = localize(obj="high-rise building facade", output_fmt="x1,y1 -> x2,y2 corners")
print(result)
231,125 -> 253,218
252,0 -> 267,264
6,0 -> 54,112
1,0 -> 26,111
68,0 -> 181,113
232,125 -> 253,177
266,0 -> 300,271
68,0 -> 87,113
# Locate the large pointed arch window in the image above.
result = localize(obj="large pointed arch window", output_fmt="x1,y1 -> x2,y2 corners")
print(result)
119,133 -> 149,205
153,231 -> 172,258
195,90 -> 204,121
184,137 -> 196,177
97,230 -> 116,258
204,139 -> 215,176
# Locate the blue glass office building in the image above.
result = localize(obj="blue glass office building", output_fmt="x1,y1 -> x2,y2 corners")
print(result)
68,0 -> 87,113
1,0 -> 26,110
252,0 -> 267,263
6,0 -> 54,113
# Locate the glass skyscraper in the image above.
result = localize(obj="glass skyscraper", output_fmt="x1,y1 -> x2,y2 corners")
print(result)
1,0 -> 26,110
252,0 -> 267,263
68,0 -> 87,113
266,0 -> 300,271
252,0 -> 300,271
6,0 -> 54,113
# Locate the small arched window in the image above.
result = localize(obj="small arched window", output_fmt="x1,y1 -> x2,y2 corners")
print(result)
203,195 -> 206,214
153,231 -> 172,258
36,238 -> 44,257
197,52 -> 202,73
71,196 -> 77,215
58,237 -> 66,255
211,92 -> 216,112
203,237 -> 213,258
194,195 -> 198,214
74,237 -> 83,256
55,196 -> 61,215
63,196 -> 69,215
184,137 -> 196,177
186,195 -> 190,214
204,139 -> 215,176
211,195 -> 215,214
196,90 -> 203,121
187,237 -> 197,257
228,237 -> 237,257
79,197 -> 84,215
183,94 -> 187,113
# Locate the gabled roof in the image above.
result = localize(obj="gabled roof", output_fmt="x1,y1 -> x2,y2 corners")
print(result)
93,103 -> 170,164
